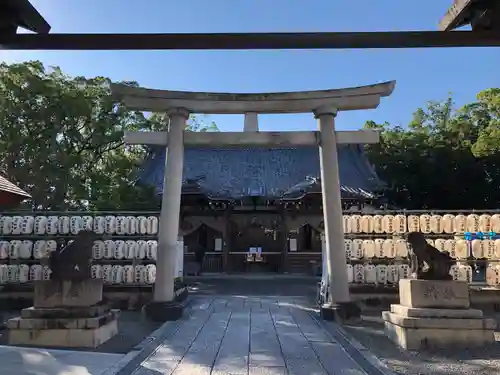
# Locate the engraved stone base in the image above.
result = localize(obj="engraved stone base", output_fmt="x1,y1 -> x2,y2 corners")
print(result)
7,319 -> 118,348
383,279 -> 495,350
399,279 -> 470,309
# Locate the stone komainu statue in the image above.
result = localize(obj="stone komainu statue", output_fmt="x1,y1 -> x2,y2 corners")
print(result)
49,230 -> 97,281
406,231 -> 453,280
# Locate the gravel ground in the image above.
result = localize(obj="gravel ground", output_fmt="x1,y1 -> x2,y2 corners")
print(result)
342,310 -> 500,375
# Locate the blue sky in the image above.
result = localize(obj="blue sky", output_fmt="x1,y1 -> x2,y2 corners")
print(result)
2,0 -> 499,132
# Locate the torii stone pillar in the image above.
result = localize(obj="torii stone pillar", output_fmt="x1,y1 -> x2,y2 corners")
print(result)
143,108 -> 189,321
112,81 -> 395,323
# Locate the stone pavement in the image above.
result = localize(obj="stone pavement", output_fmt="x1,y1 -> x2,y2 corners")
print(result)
0,345 -> 124,375
130,296 -> 375,375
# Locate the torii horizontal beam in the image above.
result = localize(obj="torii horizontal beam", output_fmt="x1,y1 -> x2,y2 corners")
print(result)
1,31 -> 500,50
124,130 -> 380,147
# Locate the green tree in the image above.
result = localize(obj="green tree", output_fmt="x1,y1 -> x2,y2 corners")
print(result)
0,61 -> 218,211
366,88 -> 500,209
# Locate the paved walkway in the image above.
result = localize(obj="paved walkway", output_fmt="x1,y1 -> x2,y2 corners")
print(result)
131,296 -> 371,375
0,345 -> 124,375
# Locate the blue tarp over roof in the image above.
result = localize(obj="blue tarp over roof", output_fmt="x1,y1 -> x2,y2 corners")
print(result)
138,145 -> 384,200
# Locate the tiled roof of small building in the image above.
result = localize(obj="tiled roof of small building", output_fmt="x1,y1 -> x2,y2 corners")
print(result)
139,145 -> 384,200
0,176 -> 31,198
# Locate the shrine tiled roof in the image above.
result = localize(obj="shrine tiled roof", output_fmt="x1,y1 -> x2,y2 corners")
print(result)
138,145 -> 385,200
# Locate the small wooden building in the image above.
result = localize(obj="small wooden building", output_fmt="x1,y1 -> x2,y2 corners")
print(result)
0,176 -> 31,209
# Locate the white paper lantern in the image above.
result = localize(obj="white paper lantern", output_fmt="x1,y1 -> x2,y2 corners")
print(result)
137,216 -> 148,234
136,240 -> 147,259
344,239 -> 353,260
93,216 -> 106,234
453,215 -> 467,233
2,216 -> 12,235
0,264 -> 8,284
115,216 -> 128,235
393,215 -> 407,234
398,264 -> 411,279
372,215 -> 384,233
343,215 -> 351,234
103,240 -> 115,259
19,264 -> 30,283
362,240 -> 375,258
82,216 -> 93,231
91,265 -> 103,279
127,216 -> 138,234
70,216 -> 83,235
58,216 -> 70,234
364,264 -> 377,284
441,214 -> 455,234
111,265 -> 124,283
92,241 -> 105,259
352,239 -> 363,259
360,215 -> 373,233
147,216 -> 159,234
102,265 -> 112,283
375,265 -> 388,284
11,216 -> 23,235
382,215 -> 395,234
46,216 -> 59,234
46,240 -> 57,254
9,240 -> 21,259
146,240 -> 158,260
346,264 -> 354,283
125,241 -> 137,259
7,265 -> 19,283
395,239 -> 408,258
479,214 -> 491,233
382,239 -> 396,258
353,264 -> 365,283
29,265 -> 43,281
135,265 -> 145,283
20,240 -> 33,259
387,264 -> 399,284
105,216 -> 116,234
123,265 -> 135,284
21,216 -> 34,234
114,240 -> 125,259
145,264 -> 156,284
0,241 -> 10,259
374,239 -> 385,258
33,240 -> 46,259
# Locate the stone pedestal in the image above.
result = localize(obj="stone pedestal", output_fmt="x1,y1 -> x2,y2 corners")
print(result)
383,279 -> 496,350
7,279 -> 119,348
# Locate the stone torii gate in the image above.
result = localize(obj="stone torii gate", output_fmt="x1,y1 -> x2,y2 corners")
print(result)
111,81 -> 395,322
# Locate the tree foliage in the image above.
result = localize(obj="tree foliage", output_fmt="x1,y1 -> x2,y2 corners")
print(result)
365,88 -> 500,209
1,61 -> 499,211
0,61 -> 218,211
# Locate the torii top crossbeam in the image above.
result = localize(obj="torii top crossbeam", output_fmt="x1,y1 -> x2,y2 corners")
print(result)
111,81 -> 395,114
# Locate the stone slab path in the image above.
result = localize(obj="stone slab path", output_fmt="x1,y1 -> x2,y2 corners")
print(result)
0,345 -> 124,375
132,296 -> 371,375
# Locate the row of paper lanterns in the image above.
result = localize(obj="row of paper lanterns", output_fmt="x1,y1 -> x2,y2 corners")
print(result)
2,263 -> 496,285
344,238 -> 500,259
0,240 -> 160,260
0,216 -> 159,235
1,238 -> 499,260
1,213 -> 500,236
342,214 -> 500,234
0,264 -> 156,284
